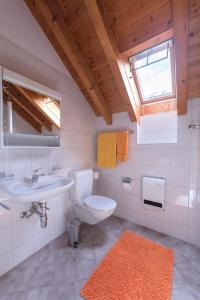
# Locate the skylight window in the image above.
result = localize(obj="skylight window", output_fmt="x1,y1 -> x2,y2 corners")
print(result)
129,39 -> 175,104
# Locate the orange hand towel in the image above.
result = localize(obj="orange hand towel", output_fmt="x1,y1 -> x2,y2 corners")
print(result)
116,131 -> 128,162
97,132 -> 117,168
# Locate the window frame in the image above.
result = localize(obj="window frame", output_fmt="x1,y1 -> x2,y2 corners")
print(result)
129,39 -> 176,105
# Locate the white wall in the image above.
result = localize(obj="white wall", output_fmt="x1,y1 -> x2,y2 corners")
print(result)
0,31 -> 96,276
137,111 -> 178,144
0,0 -> 67,76
3,103 -> 38,134
96,99 -> 200,247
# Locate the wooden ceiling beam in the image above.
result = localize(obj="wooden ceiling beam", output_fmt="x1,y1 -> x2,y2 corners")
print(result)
83,0 -> 140,123
172,0 -> 189,115
25,0 -> 112,125
6,83 -> 52,132
17,86 -> 60,129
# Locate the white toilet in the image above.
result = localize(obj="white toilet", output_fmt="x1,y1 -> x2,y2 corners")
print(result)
69,169 -> 117,225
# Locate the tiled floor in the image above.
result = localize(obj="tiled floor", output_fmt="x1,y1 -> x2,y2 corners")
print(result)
0,216 -> 200,300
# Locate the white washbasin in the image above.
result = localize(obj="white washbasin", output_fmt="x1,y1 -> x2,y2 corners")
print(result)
5,175 -> 75,202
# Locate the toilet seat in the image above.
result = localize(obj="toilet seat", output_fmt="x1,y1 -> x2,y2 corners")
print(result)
83,195 -> 116,211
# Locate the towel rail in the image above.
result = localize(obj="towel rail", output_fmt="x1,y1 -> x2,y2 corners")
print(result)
98,129 -> 134,135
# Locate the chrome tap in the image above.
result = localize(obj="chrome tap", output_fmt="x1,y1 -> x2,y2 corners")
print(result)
52,165 -> 61,171
0,172 -> 14,181
32,169 -> 45,183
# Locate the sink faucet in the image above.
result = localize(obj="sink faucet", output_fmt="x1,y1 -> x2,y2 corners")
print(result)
0,172 -> 14,181
52,165 -> 61,171
32,169 -> 45,184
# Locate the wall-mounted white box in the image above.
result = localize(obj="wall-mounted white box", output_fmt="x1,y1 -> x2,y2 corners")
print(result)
143,177 -> 166,208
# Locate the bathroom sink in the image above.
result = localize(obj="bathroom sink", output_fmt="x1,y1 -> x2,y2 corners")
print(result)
4,175 -> 75,203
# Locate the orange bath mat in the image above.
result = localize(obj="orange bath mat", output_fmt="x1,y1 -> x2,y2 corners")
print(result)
80,230 -> 174,300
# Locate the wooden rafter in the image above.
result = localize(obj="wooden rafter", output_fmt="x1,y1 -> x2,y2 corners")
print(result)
3,92 -> 42,133
25,0 -> 112,124
172,0 -> 189,115
5,83 -> 52,132
30,92 -> 60,128
22,0 -> 200,118
83,0 -> 140,122
17,87 -> 60,129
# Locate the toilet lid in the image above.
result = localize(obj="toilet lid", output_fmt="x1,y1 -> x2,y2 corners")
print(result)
83,195 -> 116,211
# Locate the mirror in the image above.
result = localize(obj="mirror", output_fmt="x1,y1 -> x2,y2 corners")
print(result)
1,68 -> 61,147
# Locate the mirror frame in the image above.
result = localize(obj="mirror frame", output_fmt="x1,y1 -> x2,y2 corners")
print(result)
0,67 -> 62,148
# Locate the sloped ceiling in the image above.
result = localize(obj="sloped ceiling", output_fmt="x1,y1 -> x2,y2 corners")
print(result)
24,0 -> 200,124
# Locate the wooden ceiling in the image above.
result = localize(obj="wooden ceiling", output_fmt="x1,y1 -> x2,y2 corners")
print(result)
24,0 -> 200,124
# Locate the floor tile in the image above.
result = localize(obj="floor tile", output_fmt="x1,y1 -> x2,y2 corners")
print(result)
173,284 -> 200,300
0,216 -> 199,299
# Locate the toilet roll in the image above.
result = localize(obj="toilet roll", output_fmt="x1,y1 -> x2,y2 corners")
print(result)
93,172 -> 99,180
122,182 -> 132,190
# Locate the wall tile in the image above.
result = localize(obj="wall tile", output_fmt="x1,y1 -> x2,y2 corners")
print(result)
0,251 -> 13,276
0,205 -> 12,229
170,206 -> 188,225
171,147 -> 190,168
31,149 -> 49,174
169,167 -> 189,188
189,188 -> 200,210
12,218 -> 34,248
190,168 -> 200,190
191,130 -> 200,148
167,187 -> 189,207
9,149 -> 31,177
126,208 -> 142,225
13,238 -> 34,267
188,208 -> 200,230
0,148 -> 10,173
188,227 -> 200,246
175,128 -> 190,148
139,165 -> 156,179
170,223 -> 188,241
140,147 -> 155,166
0,226 -> 12,255
96,98 -> 200,246
154,166 -> 170,183
0,33 -> 96,276
190,148 -> 200,169
155,146 -> 171,167
137,112 -> 178,144
128,147 -> 141,165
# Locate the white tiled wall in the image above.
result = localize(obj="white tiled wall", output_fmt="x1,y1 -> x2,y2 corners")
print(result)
96,98 -> 200,247
0,35 -> 96,276
137,111 -> 178,144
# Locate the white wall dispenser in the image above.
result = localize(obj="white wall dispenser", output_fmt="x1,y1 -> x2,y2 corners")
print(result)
142,177 -> 165,208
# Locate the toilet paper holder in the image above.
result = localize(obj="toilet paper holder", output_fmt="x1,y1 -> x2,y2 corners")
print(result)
122,177 -> 132,183
122,177 -> 133,190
